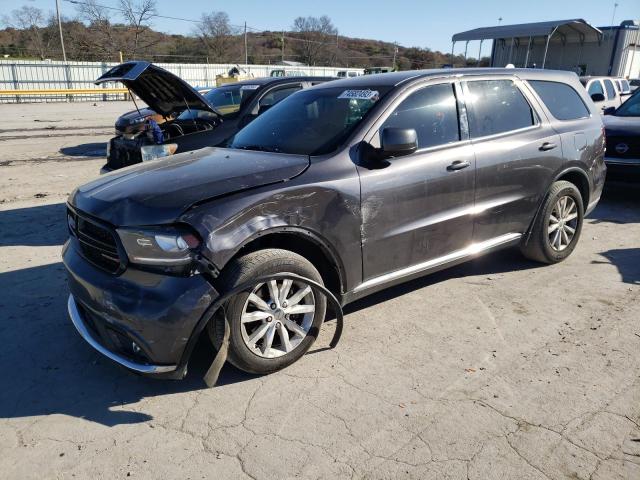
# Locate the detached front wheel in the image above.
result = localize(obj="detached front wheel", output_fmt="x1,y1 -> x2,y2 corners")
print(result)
521,180 -> 584,264
208,249 -> 326,374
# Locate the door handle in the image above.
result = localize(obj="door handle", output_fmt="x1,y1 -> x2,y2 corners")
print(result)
447,160 -> 471,171
539,142 -> 557,151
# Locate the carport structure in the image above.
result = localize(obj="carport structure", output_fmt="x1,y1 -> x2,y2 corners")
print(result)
452,19 -> 603,70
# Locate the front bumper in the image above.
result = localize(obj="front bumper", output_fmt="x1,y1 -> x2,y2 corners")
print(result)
63,238 -> 218,377
67,295 -> 176,374
605,156 -> 640,166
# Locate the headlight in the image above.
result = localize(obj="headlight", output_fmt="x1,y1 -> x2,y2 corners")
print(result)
140,143 -> 178,162
116,225 -> 201,269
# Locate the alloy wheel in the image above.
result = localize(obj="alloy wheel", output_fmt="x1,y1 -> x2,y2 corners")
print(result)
548,195 -> 578,252
240,278 -> 316,358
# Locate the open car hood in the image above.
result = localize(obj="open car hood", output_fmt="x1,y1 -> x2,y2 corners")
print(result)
69,147 -> 310,226
95,61 -> 219,118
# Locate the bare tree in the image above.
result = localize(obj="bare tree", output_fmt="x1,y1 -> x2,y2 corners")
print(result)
119,0 -> 157,57
74,0 -> 117,57
195,12 -> 237,63
1,6 -> 52,59
291,15 -> 337,66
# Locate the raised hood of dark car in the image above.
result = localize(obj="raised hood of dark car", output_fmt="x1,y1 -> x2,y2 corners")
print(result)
95,61 -> 218,118
603,115 -> 640,136
69,147 -> 309,226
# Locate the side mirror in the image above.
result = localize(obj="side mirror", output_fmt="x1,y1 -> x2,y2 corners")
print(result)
380,128 -> 418,158
591,93 -> 605,103
602,106 -> 616,115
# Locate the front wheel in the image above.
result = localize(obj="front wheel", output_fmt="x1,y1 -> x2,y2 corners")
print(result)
208,248 -> 326,375
521,180 -> 584,264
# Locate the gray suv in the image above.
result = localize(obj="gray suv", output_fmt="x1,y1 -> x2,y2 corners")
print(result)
64,68 -> 606,378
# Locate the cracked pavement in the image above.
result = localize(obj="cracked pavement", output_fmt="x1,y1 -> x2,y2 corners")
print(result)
1,102 -> 639,479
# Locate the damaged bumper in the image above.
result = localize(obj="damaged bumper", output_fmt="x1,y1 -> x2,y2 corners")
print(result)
63,238 -> 218,378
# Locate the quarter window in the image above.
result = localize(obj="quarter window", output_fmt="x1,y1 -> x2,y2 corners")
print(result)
464,80 -> 535,138
528,80 -> 590,120
587,81 -> 604,97
380,83 -> 460,149
603,79 -> 616,100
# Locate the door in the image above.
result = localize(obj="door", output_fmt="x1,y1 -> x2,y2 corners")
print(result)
461,78 -> 564,243
587,80 -> 607,112
602,78 -> 621,109
357,81 -> 476,281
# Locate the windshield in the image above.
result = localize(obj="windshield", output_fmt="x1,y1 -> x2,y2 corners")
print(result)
176,84 -> 259,121
615,91 -> 640,117
230,86 -> 391,155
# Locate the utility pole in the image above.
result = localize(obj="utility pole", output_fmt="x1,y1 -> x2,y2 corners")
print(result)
244,22 -> 248,66
281,30 -> 285,63
55,0 -> 67,62
392,42 -> 398,69
609,2 -> 619,51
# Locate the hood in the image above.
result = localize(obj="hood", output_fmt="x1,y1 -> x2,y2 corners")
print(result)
96,61 -> 219,118
70,147 -> 309,226
603,114 -> 640,137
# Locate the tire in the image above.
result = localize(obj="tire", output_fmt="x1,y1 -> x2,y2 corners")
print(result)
208,248 -> 327,375
521,180 -> 584,264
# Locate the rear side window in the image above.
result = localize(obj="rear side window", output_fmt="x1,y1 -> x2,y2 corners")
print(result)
381,83 -> 460,149
528,80 -> 590,120
588,81 -> 604,97
603,79 -> 616,99
464,80 -> 535,138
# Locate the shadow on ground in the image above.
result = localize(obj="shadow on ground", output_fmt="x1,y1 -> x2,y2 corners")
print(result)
1,179 -> 637,426
60,142 -> 107,157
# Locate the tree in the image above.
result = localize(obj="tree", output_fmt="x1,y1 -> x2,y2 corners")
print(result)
1,6 -> 52,59
291,15 -> 337,66
119,0 -> 157,57
195,12 -> 238,63
74,0 -> 117,57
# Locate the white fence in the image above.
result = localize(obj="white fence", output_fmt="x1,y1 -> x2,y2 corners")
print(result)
0,60 -> 361,103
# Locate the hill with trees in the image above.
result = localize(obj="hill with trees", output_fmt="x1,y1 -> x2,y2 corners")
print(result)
0,1 -> 489,69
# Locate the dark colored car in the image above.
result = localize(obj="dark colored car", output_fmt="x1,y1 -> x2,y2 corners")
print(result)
97,61 -> 333,173
602,89 -> 640,170
64,68 -> 605,379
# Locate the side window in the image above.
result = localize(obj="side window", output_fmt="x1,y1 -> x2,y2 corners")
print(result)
528,80 -> 590,120
603,79 -> 616,100
588,81 -> 604,98
464,80 -> 535,138
259,85 -> 302,108
380,83 -> 460,149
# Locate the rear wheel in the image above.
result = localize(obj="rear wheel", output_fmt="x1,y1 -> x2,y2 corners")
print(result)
521,180 -> 584,264
208,248 -> 326,374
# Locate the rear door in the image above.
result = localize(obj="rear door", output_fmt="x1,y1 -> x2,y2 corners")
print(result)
357,80 -> 476,280
461,77 -> 564,243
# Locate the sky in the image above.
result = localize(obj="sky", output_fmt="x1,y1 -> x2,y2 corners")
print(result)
2,0 -> 640,53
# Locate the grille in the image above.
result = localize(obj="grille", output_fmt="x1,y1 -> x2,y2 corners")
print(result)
68,208 -> 122,274
606,136 -> 640,159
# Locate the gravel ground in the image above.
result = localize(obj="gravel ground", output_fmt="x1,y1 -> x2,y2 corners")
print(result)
1,102 -> 639,480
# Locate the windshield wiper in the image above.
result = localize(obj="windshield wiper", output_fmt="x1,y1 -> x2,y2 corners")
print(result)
234,145 -> 282,153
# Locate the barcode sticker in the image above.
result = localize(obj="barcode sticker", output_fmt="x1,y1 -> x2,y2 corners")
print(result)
338,90 -> 379,100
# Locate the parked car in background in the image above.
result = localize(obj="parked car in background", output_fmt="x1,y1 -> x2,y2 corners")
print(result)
580,76 -> 622,112
337,70 -> 362,78
603,88 -> 640,169
65,68 -> 605,379
630,78 -> 640,92
364,66 -> 394,74
614,77 -> 633,101
97,61 -> 332,172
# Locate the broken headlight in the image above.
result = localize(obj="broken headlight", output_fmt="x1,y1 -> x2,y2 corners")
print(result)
116,225 -> 201,273
140,143 -> 178,162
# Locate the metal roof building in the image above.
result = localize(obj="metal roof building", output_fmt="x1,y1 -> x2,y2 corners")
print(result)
452,19 -> 639,78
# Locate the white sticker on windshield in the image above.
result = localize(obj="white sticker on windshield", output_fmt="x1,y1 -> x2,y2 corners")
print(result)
240,84 -> 260,90
338,89 -> 379,100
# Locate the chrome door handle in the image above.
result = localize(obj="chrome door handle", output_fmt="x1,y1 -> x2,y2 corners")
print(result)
447,160 -> 471,171
539,142 -> 557,151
